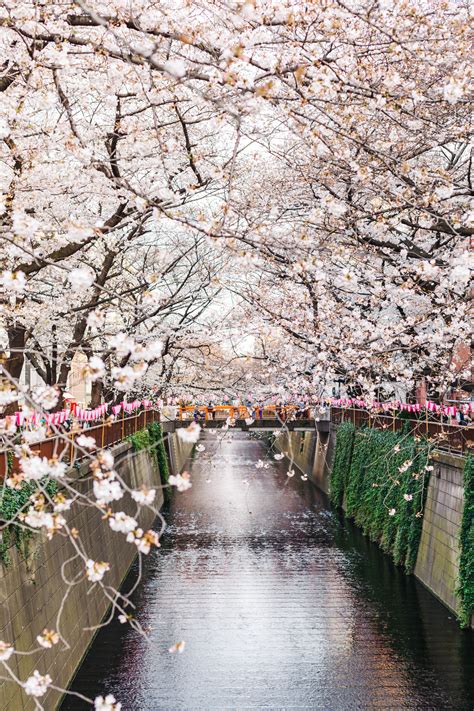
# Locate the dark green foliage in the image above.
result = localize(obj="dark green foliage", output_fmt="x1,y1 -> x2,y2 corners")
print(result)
0,478 -> 58,566
457,454 -> 473,628
149,422 -> 170,491
329,422 -> 355,507
128,428 -> 152,453
147,422 -> 170,490
330,425 -> 430,573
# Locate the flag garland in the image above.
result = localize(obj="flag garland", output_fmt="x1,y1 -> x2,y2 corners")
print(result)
330,397 -> 473,417
11,399 -> 156,428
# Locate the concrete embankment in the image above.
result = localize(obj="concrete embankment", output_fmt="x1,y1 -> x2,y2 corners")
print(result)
274,427 -> 335,495
275,426 -> 470,625
0,424 -> 192,710
414,451 -> 465,616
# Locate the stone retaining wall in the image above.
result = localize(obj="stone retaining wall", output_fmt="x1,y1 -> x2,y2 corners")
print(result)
0,443 -> 164,710
414,452 -> 465,617
274,428 -> 336,495
163,422 -> 195,475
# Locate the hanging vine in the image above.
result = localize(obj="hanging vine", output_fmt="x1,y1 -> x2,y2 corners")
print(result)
457,454 -> 473,628
329,422 -> 355,507
330,425 -> 431,573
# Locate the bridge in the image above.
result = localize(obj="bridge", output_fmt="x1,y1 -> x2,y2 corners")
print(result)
173,417 -> 330,432
169,403 -> 331,432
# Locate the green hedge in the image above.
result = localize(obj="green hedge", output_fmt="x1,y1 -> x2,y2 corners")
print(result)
457,454 -> 473,627
330,425 -> 430,573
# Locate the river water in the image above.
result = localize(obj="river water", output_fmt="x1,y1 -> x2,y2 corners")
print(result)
63,430 -> 473,710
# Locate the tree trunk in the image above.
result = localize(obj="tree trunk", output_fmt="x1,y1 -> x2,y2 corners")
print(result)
90,380 -> 103,407
2,324 -> 26,415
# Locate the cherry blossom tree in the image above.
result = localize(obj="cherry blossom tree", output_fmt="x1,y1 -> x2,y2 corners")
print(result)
0,0 -> 472,706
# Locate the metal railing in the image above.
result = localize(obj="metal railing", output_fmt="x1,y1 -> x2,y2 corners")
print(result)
0,409 -> 160,479
331,407 -> 473,453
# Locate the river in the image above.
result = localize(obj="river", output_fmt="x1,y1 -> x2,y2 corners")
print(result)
63,430 -> 474,710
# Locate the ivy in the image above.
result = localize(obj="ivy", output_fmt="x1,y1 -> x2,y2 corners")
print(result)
0,478 -> 59,567
329,422 -> 355,507
457,454 -> 473,628
128,428 -> 152,453
330,425 -> 430,574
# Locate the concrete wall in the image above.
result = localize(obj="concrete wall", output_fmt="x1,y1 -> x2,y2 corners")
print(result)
162,423 -> 195,475
0,443 -> 164,710
415,452 -> 465,617
274,427 -> 336,495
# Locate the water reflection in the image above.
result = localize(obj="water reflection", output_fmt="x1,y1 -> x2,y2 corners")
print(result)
63,431 -> 474,710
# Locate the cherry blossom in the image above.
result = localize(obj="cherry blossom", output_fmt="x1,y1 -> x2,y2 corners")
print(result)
94,694 -> 122,711
36,629 -> 59,649
86,560 -> 110,583
168,472 -> 192,493
93,477 -> 124,505
131,487 -> 156,505
77,435 -> 97,450
68,268 -> 95,292
0,641 -> 14,661
109,513 -> 138,535
24,670 -> 52,697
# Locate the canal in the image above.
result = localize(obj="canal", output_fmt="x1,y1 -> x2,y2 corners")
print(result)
63,430 -> 474,710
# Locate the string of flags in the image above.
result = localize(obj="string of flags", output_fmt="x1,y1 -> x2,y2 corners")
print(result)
11,396 -> 473,428
13,399 -> 155,427
330,397 -> 474,417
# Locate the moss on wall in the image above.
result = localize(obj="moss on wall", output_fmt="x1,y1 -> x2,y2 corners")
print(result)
457,454 -> 473,628
330,425 -> 431,573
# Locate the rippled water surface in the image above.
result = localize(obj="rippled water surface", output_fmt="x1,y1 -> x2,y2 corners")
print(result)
64,431 -> 474,710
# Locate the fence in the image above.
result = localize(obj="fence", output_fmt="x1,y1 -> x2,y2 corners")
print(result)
0,409 -> 160,480
330,407 -> 473,453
